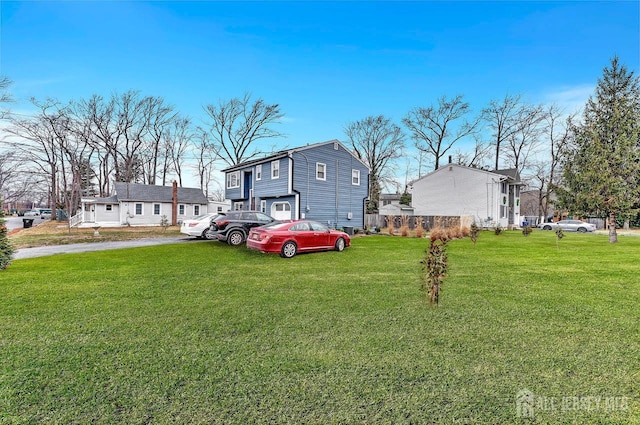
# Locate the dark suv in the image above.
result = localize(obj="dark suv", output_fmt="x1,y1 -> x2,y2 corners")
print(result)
209,211 -> 275,245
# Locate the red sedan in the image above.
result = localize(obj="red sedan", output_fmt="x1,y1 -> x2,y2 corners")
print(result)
246,220 -> 351,258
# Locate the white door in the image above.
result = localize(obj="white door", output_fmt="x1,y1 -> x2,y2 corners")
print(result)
271,202 -> 292,220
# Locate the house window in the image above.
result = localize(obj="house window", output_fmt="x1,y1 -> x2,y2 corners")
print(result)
501,182 -> 508,194
105,204 -> 112,211
271,160 -> 280,179
234,202 -> 243,211
153,204 -> 161,215
179,204 -> 185,215
217,206 -> 223,212
260,200 -> 266,213
226,171 -> 240,189
316,163 -> 326,181
256,164 -> 262,181
352,169 -> 360,186
194,205 -> 200,216
500,205 -> 508,218
135,203 -> 143,215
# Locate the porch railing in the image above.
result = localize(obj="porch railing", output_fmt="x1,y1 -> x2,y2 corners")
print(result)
69,213 -> 83,228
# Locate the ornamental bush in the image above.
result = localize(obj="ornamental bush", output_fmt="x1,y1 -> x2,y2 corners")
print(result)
0,209 -> 14,270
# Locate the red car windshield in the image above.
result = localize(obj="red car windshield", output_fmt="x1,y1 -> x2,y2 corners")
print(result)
259,221 -> 292,230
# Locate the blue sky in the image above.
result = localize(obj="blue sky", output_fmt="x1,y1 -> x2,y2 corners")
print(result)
1,1 -> 639,184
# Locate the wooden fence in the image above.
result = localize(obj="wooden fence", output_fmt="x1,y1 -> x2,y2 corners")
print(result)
365,214 -> 467,230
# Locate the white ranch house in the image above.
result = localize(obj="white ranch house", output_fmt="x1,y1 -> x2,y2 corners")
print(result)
73,181 -> 228,228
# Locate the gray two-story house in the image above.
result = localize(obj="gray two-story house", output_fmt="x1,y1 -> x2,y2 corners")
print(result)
222,139 -> 370,229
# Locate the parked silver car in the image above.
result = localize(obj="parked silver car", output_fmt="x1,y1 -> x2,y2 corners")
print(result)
24,208 -> 52,219
538,220 -> 596,233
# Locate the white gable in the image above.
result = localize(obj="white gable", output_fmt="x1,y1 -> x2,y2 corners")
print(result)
409,164 -> 522,227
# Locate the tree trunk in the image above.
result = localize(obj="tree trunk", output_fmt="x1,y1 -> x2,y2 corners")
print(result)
609,211 -> 618,243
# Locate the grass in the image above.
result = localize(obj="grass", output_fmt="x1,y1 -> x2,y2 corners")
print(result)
0,231 -> 639,423
8,221 -> 181,249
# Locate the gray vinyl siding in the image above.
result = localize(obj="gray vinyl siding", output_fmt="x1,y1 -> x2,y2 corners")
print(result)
292,144 -> 368,229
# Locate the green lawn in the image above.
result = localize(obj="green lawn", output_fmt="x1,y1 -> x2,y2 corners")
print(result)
1,232 -> 638,424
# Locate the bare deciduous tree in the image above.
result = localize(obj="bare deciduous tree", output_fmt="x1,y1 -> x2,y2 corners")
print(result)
503,103 -> 546,173
0,76 -> 12,119
481,94 -> 526,170
140,96 -> 177,185
164,117 -> 192,187
403,95 -> 480,171
527,106 -> 575,221
344,115 -> 405,212
4,98 -> 66,214
203,93 -> 284,167
452,135 -> 492,168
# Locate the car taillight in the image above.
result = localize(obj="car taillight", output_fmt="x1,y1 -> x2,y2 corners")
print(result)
214,220 -> 229,229
188,223 -> 198,227
250,232 -> 269,241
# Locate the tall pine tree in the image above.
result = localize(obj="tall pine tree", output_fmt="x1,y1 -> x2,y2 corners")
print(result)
558,57 -> 640,243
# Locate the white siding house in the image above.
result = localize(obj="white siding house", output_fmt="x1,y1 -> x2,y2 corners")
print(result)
75,181 -> 209,228
409,163 -> 524,228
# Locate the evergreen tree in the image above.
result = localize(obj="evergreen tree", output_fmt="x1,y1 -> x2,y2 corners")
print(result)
558,57 -> 640,243
0,206 -> 14,270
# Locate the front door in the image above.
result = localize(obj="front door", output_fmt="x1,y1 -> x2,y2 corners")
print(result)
243,172 -> 254,209
271,202 -> 292,220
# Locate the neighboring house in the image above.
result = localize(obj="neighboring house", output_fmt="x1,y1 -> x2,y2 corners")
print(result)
222,139 -> 370,229
75,181 -> 209,228
408,163 -> 525,228
209,199 -> 231,215
378,193 -> 414,216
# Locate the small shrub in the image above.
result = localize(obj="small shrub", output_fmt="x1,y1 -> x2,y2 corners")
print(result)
160,215 -> 170,231
522,225 -> 533,237
494,225 -> 503,236
387,215 -> 396,235
400,215 -> 410,237
460,226 -> 470,238
470,222 -> 480,245
429,227 -> 448,242
422,238 -> 448,305
415,217 -> 424,238
446,227 -> 462,240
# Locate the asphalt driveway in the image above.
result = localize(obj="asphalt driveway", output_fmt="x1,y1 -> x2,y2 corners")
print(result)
13,237 -> 205,260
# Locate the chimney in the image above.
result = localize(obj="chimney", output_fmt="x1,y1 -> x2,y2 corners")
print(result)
448,155 -> 452,164
172,180 -> 178,226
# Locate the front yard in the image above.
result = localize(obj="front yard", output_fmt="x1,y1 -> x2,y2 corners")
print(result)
1,232 -> 638,423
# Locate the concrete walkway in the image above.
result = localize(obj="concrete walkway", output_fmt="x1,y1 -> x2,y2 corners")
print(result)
13,237 -> 205,260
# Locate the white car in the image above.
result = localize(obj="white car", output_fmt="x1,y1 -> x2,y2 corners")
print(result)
538,220 -> 596,233
180,213 -> 219,239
